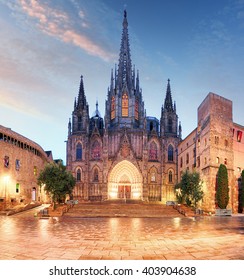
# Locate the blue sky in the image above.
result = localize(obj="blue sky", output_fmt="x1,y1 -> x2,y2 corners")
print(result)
0,0 -> 244,162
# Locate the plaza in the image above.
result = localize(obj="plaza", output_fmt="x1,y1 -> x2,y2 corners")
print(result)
0,204 -> 243,260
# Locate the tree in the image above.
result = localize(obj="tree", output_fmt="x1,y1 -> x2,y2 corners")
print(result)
216,164 -> 229,209
38,162 -> 76,206
240,170 -> 244,212
175,170 -> 204,208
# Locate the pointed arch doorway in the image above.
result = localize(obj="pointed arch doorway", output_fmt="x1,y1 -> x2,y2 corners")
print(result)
108,160 -> 143,200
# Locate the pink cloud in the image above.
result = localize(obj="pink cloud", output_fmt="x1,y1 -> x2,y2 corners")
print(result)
18,0 -> 114,61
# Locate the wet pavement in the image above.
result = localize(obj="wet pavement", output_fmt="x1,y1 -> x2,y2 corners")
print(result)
0,206 -> 244,260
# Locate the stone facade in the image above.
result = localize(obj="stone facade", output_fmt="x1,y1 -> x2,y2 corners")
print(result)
66,11 -> 181,203
178,93 -> 244,213
0,125 -> 51,210
66,11 -> 244,213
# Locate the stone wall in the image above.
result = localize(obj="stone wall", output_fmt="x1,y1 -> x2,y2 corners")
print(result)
0,125 -> 50,210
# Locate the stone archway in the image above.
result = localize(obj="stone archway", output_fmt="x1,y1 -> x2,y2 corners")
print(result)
108,160 -> 143,200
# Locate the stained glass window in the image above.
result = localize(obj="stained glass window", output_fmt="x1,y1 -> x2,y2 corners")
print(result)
111,96 -> 115,120
168,145 -> 174,161
149,141 -> 157,160
122,93 -> 128,117
76,143 -> 82,160
91,141 -> 101,160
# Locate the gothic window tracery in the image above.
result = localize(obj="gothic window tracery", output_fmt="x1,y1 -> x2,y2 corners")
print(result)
168,170 -> 173,183
93,168 -> 99,182
91,140 -> 101,160
168,118 -> 173,133
111,96 -> 115,120
149,141 -> 158,161
76,168 -> 81,181
78,116 -> 82,131
122,92 -> 128,117
76,143 -> 82,160
168,144 -> 174,162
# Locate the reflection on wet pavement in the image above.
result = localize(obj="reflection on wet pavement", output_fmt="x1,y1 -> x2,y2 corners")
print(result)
0,208 -> 244,260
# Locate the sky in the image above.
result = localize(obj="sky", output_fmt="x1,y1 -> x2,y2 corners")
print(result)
0,0 -> 244,163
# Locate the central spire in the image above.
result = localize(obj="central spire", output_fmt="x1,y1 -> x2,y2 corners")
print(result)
117,9 -> 133,90
164,79 -> 174,112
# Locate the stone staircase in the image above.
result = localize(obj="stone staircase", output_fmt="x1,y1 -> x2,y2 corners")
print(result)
65,201 -> 181,218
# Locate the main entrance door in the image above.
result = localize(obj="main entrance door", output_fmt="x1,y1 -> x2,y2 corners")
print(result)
108,160 -> 142,200
118,185 -> 131,199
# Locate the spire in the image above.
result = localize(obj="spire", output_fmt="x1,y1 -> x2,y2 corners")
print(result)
110,69 -> 114,91
68,118 -> 71,136
95,100 -> 100,117
164,79 -> 174,112
77,75 -> 87,109
179,121 -> 182,139
136,70 -> 140,91
117,9 -> 132,90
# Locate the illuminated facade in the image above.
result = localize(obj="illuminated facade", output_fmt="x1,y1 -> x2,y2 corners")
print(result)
66,11 -> 181,202
178,93 -> 244,212
66,11 -> 244,213
0,125 -> 51,210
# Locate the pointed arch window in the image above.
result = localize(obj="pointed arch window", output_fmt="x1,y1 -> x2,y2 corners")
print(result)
168,170 -> 173,183
111,96 -> 115,120
135,98 -> 139,120
76,168 -> 81,181
168,118 -> 173,133
78,116 -> 82,131
93,168 -> 99,182
149,141 -> 158,161
91,140 -> 101,160
122,92 -> 128,117
76,143 -> 82,160
168,145 -> 174,162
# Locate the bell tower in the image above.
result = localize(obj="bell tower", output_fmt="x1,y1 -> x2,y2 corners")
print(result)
160,79 -> 180,137
71,75 -> 89,135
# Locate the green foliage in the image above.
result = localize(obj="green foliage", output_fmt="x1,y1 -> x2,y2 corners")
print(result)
216,164 -> 229,209
38,162 -> 76,204
175,171 -> 204,208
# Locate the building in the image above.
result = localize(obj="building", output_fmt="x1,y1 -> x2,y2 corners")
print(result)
0,125 -> 51,210
178,93 -> 244,212
66,10 -> 244,213
66,11 -> 181,203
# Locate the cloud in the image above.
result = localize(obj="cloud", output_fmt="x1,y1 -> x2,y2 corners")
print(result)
0,88 -> 50,120
7,0 -> 115,62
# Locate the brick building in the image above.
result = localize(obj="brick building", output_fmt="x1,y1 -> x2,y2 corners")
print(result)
178,93 -> 244,213
0,125 -> 51,210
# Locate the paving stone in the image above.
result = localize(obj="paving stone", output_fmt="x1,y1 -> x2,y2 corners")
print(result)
0,204 -> 244,260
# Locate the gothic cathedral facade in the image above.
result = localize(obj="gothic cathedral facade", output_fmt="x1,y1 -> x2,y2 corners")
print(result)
66,11 -> 182,202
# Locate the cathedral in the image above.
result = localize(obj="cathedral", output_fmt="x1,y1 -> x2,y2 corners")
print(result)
66,10 -> 181,203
